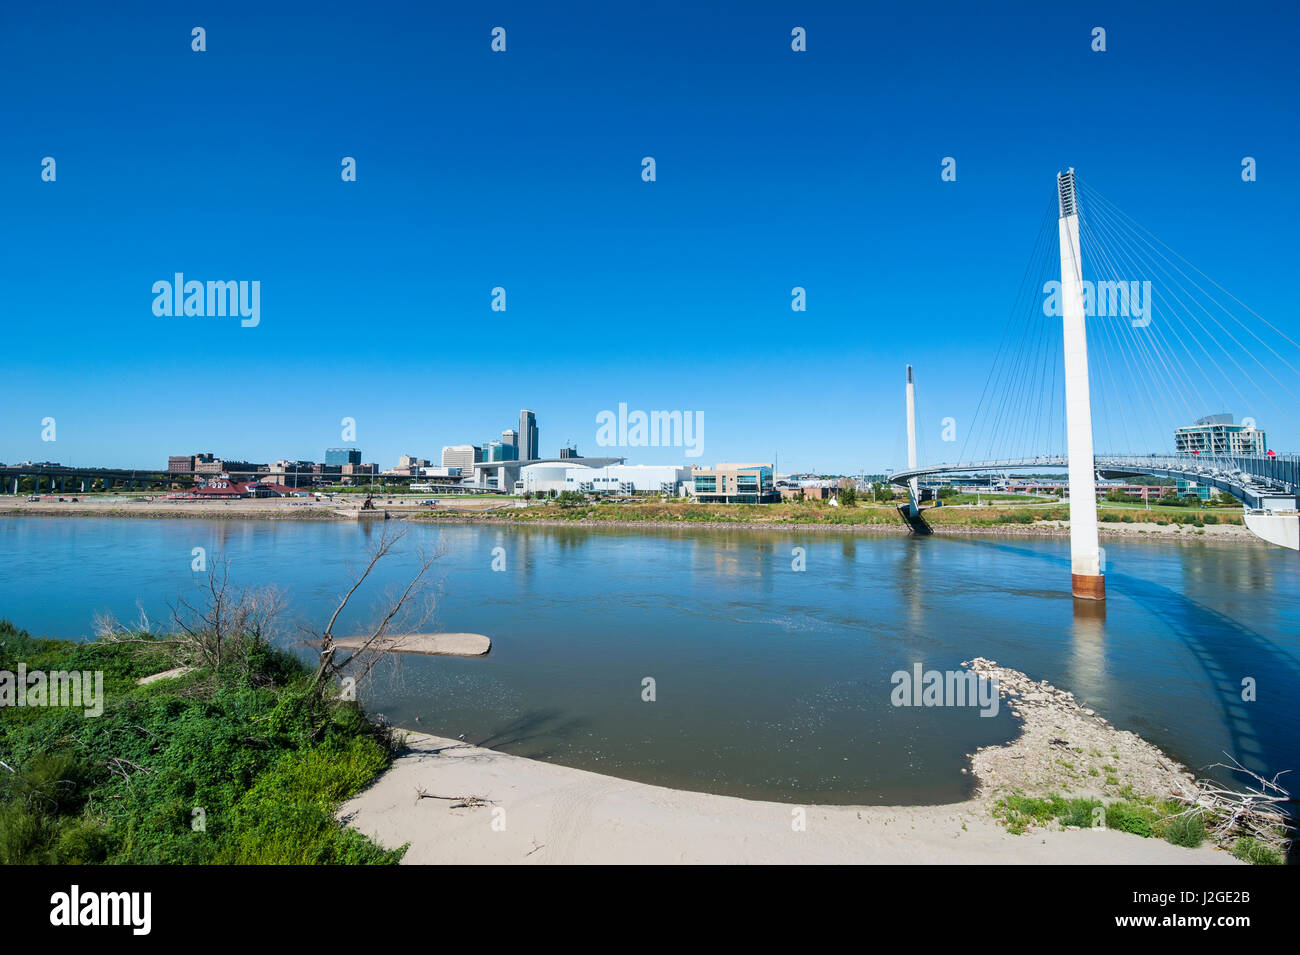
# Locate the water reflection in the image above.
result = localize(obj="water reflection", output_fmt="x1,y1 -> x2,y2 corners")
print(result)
1067,599 -> 1107,704
0,517 -> 1296,805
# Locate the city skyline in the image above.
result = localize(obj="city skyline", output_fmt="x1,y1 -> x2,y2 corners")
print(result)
3,2 -> 1297,473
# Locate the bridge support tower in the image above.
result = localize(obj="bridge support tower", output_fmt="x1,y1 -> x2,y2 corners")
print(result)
1058,169 -> 1105,599
905,365 -> 920,516
898,365 -> 932,535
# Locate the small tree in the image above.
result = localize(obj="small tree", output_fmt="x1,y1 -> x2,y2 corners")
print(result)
95,561 -> 285,680
309,524 -> 442,699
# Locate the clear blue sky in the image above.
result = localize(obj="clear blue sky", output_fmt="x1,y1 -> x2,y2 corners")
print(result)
2,0 -> 1296,474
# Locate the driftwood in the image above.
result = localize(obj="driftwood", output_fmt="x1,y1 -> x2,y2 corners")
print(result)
1167,754 -> 1291,854
414,786 -> 493,809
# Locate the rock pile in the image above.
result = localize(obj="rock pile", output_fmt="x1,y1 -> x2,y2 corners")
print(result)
964,657 -> 1197,803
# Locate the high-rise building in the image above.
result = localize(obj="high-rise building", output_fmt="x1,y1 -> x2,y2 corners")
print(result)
1174,414 -> 1267,455
558,445 -> 579,459
486,441 -> 519,462
442,445 -> 481,469
325,447 -> 362,466
502,429 -> 518,449
519,409 -> 539,460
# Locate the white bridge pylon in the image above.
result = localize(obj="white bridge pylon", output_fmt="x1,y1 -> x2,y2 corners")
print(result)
1057,168 -> 1105,599
896,167 -> 1300,570
905,364 -> 920,515
895,169 -> 1106,598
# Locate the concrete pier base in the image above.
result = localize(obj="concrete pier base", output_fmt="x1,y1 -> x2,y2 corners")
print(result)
1243,510 -> 1299,550
1071,574 -> 1106,600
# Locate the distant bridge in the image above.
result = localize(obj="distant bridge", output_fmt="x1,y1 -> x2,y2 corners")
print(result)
891,168 -> 1300,589
891,452 -> 1300,512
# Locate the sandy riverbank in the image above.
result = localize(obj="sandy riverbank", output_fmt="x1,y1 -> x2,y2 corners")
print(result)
0,495 -> 1257,543
338,659 -> 1241,864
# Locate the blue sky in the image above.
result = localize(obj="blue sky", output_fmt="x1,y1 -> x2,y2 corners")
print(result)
2,0 -> 1297,474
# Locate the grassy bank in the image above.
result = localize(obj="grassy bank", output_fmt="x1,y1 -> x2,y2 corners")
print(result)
993,791 -> 1283,864
412,498 -> 1245,529
0,620 -> 403,864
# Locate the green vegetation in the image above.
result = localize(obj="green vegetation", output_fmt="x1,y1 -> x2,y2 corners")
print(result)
0,619 -> 403,865
993,794 -> 1102,834
990,790 -> 1282,860
1231,837 -> 1283,866
414,496 -> 1243,529
1164,811 -> 1207,848
427,499 -> 916,526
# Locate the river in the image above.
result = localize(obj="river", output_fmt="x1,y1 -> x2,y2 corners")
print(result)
1,516 -> 1296,805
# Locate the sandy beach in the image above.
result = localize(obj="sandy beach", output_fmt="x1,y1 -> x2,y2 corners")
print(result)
338,658 -> 1243,865
337,734 -> 1236,865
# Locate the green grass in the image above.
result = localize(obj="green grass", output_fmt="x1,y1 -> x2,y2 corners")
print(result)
0,620 -> 403,865
993,794 -> 1103,834
1163,812 -> 1206,848
1231,837 -> 1283,866
991,790 -> 1278,860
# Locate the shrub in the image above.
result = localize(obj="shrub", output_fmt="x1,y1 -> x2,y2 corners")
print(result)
1105,802 -> 1156,837
1231,837 -> 1283,865
1162,812 -> 1206,848
0,622 -> 401,866
1061,798 -> 1103,829
997,511 -> 1034,524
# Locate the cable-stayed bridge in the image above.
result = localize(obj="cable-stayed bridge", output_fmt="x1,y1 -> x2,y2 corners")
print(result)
892,169 -> 1300,596
892,453 -> 1299,513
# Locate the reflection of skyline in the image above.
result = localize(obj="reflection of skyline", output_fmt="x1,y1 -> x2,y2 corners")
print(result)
902,538 -> 925,636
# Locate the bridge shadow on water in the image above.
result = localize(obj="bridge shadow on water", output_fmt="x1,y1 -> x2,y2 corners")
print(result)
942,537 -> 1300,828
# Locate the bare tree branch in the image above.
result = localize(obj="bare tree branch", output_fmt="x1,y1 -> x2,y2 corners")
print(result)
308,526 -> 444,700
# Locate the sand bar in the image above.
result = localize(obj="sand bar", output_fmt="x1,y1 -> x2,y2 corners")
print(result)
333,633 -> 491,656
